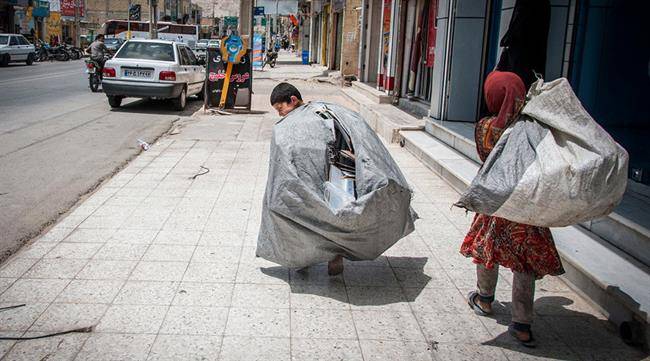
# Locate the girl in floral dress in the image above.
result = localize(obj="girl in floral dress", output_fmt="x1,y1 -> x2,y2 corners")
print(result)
461,71 -> 564,347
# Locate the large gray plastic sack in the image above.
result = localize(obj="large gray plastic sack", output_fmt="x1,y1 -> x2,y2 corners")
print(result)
256,101 -> 418,268
456,78 -> 628,227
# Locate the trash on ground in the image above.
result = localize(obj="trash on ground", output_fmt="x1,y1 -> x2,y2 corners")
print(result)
137,138 -> 150,151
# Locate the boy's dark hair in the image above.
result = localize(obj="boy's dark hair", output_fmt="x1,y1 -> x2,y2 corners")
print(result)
95,34 -> 104,41
270,82 -> 302,105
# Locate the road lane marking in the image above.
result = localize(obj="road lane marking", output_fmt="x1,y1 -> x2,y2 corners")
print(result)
0,70 -> 83,85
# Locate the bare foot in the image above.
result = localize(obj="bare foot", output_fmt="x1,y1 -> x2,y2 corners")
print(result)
327,255 -> 344,276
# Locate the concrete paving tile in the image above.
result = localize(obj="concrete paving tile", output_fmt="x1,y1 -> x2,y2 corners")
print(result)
140,197 -> 181,208
76,260 -> 137,280
130,261 -> 188,282
75,333 -> 156,361
63,229 -> 116,244
147,334 -> 222,361
291,338 -> 363,361
30,303 -> 108,332
570,346 -> 649,361
231,284 -> 290,308
359,340 -> 434,361
290,308 -> 357,339
96,304 -> 168,333
403,287 -> 468,314
173,282 -> 233,307
386,253 -> 439,269
24,259 -> 87,279
78,215 -> 129,229
393,266 -> 456,289
56,280 -> 124,304
288,266 -> 345,286
235,263 -> 289,285
93,205 -> 138,218
224,307 -> 290,337
533,292 -> 603,318
183,262 -> 238,283
347,286 -> 410,312
192,246 -> 241,263
103,195 -> 147,207
142,244 -> 196,262
121,209 -> 175,230
37,227 -> 75,243
478,315 -> 565,347
93,243 -> 149,261
431,343 -> 508,361
0,258 -> 38,278
53,216 -> 88,230
198,231 -> 245,247
0,303 -> 49,332
289,284 -> 350,310
414,312 -> 492,344
542,315 -> 629,349
343,266 -> 399,287
0,278 -> 15,294
14,242 -> 57,259
159,306 -> 229,335
108,229 -> 159,244
219,336 -> 290,361
44,242 -> 104,260
113,281 -> 178,305
499,345 -> 581,360
0,279 -> 68,303
3,332 -> 89,361
352,310 -> 425,341
152,230 -> 202,245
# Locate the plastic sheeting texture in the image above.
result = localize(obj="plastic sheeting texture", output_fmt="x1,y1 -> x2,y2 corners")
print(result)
456,78 -> 629,227
256,102 -> 418,268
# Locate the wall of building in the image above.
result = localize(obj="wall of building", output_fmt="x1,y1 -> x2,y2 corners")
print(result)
339,0 -> 361,75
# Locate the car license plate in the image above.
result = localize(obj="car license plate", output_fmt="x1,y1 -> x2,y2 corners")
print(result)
123,69 -> 152,78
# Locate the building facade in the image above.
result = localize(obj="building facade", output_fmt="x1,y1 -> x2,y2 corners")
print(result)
353,0 -> 650,318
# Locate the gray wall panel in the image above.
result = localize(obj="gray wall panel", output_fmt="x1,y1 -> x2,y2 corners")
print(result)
447,19 -> 485,122
429,18 -> 449,120
456,0 -> 487,18
546,6 -> 569,80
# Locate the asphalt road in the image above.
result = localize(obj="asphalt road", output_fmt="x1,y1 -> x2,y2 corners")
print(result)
0,59 -> 203,262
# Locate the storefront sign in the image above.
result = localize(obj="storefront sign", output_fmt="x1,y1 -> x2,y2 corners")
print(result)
206,46 -> 252,109
426,0 -> 437,67
61,0 -> 84,17
254,6 -> 265,16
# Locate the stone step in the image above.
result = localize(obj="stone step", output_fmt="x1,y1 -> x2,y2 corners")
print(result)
350,80 -> 392,104
341,87 -> 424,143
400,129 -> 650,348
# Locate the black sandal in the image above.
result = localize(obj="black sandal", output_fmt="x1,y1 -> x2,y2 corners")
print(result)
509,323 -> 536,348
467,291 -> 493,316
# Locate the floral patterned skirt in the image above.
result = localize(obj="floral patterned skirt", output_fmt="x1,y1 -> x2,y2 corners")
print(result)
460,213 -> 565,278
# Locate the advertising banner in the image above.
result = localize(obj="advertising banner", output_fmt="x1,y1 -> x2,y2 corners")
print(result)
206,47 -> 252,109
61,0 -> 84,17
426,0 -> 437,67
252,33 -> 263,70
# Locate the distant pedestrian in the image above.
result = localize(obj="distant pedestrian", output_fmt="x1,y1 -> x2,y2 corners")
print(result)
462,71 -> 564,348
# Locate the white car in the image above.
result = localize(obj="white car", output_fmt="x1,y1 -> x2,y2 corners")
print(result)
102,39 -> 205,110
0,34 -> 36,66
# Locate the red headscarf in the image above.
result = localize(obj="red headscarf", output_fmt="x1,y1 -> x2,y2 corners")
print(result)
483,71 -> 526,128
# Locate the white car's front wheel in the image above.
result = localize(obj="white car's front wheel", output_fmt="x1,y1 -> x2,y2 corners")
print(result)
172,87 -> 187,111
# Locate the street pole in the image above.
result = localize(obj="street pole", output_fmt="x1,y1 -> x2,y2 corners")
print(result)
127,0 -> 132,39
74,0 -> 80,46
275,0 -> 278,38
149,0 -> 158,39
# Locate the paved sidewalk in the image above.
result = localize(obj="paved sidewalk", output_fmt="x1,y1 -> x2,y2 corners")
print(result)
0,79 -> 647,360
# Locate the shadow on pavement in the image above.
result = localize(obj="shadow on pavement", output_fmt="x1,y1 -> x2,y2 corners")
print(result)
482,295 -> 649,360
260,256 -> 432,306
109,97 -> 204,117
